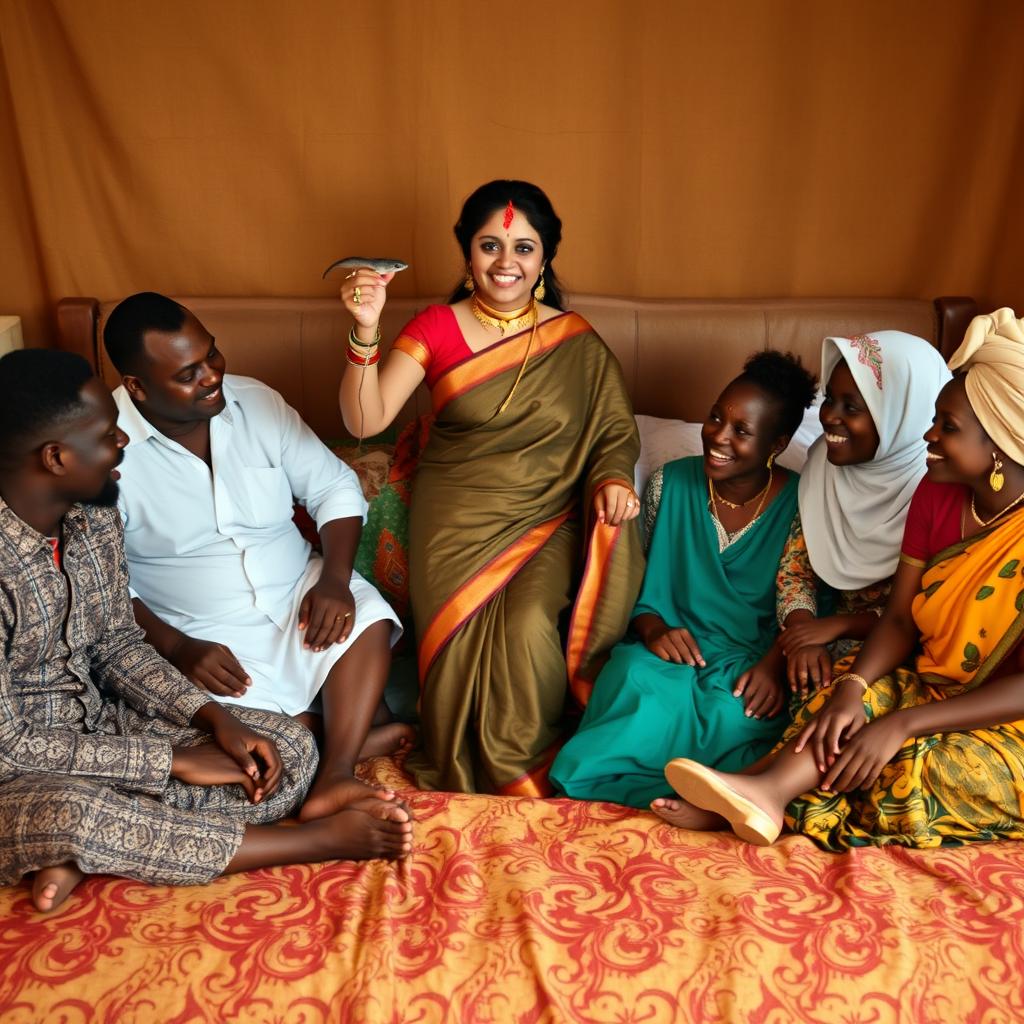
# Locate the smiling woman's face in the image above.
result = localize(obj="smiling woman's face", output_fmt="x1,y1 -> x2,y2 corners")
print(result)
468,207 -> 544,311
701,379 -> 783,485
923,375 -> 995,485
819,360 -> 880,465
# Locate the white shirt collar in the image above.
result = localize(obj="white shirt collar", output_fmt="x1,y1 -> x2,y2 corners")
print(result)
113,376 -> 237,449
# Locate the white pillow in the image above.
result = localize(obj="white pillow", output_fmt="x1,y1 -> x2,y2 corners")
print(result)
634,397 -> 823,495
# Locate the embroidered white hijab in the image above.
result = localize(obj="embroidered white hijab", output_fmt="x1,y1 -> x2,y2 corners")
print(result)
798,330 -> 952,591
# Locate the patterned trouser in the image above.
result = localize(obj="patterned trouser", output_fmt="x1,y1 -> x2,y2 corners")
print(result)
0,706 -> 318,887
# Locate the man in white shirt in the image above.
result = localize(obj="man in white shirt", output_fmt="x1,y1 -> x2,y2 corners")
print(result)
104,292 -> 410,824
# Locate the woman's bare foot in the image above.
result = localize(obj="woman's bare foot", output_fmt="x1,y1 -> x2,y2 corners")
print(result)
298,771 -> 396,822
357,722 -> 416,762
313,805 -> 413,861
31,863 -> 84,913
650,796 -> 727,831
664,759 -> 784,845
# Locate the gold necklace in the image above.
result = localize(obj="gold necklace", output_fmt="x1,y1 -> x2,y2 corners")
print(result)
707,471 -> 773,549
970,487 -> 1024,528
709,467 -> 773,510
471,295 -> 536,336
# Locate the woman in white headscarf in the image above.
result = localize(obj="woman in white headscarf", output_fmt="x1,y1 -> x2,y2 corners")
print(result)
774,331 -> 951,694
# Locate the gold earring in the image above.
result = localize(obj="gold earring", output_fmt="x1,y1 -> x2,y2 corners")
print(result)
464,269 -> 475,294
767,452 -> 775,469
991,452 -> 1005,493
533,264 -> 546,302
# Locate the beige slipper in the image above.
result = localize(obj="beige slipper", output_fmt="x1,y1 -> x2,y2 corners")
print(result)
664,758 -> 780,846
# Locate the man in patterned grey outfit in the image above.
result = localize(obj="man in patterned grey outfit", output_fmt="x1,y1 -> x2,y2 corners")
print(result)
0,350 -> 412,913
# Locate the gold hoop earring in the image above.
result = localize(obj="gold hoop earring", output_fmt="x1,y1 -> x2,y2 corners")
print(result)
991,452 -> 1005,493
766,452 -> 775,469
534,263 -> 546,302
464,269 -> 475,294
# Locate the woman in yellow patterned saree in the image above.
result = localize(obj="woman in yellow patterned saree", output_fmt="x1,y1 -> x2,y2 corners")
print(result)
661,309 -> 1024,850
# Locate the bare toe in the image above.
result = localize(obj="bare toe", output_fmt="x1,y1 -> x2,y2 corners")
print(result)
299,774 -> 394,822
357,722 -> 418,761
349,794 -> 412,823
32,863 -> 84,913
650,796 -> 726,831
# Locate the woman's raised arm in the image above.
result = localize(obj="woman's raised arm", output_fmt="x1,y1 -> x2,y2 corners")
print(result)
337,268 -> 425,438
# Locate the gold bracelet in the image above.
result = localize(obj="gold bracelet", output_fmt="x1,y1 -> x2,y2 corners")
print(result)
349,325 -> 382,349
833,672 -> 869,691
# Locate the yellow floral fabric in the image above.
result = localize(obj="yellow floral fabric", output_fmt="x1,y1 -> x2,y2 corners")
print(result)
786,512 -> 1024,850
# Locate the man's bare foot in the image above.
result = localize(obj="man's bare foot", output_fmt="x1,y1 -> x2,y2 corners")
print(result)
664,759 -> 784,845
298,771 -> 395,822
313,806 -> 413,861
31,863 -> 84,913
650,796 -> 727,831
357,722 -> 416,762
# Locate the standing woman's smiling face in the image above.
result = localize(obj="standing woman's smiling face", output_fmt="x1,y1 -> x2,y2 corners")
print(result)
819,360 -> 880,465
468,208 -> 544,311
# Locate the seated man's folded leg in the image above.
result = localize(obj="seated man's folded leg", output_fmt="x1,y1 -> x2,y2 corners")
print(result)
0,774 -> 246,910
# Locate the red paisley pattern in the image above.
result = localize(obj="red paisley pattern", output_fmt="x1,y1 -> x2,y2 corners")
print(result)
2,754 -> 1023,1023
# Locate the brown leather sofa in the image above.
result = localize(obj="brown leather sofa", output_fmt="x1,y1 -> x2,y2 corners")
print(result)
57,294 -> 976,437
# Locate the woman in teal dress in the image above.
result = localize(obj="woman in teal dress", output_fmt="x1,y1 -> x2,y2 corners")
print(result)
550,352 -> 817,807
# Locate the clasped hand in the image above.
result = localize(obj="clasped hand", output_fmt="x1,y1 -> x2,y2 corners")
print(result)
171,712 -> 282,804
781,616 -> 844,696
299,576 -> 356,651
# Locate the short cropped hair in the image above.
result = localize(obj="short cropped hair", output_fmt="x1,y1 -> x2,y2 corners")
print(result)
737,350 -> 818,439
0,349 -> 94,457
103,291 -> 186,373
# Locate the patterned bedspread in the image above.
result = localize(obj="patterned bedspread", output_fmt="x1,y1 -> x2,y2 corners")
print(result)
1,755 -> 1022,1023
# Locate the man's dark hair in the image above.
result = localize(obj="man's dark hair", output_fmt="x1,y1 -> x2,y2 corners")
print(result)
103,291 -> 187,373
0,349 -> 94,458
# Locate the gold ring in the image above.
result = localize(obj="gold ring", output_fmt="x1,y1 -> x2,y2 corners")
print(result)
353,286 -> 362,305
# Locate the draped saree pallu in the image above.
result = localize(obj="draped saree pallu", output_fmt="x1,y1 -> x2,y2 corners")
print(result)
400,313 -> 644,796
787,511 -> 1024,850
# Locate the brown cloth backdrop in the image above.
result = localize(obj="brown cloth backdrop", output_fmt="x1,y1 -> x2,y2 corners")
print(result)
1,0 -> 1023,347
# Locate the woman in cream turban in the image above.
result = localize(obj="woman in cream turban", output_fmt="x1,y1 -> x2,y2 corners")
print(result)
660,309 -> 1024,850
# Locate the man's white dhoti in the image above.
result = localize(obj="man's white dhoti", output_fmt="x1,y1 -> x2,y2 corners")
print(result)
202,556 -> 401,715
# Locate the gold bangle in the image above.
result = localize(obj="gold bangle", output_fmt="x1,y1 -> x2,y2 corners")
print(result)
349,325 -> 381,349
834,672 -> 869,691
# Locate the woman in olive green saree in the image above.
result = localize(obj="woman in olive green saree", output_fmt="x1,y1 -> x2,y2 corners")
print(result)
338,180 -> 643,795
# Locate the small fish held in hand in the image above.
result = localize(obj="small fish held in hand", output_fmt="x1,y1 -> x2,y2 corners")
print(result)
322,256 -> 409,279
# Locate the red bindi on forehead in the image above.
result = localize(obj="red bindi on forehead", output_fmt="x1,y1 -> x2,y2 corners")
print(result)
503,201 -> 514,230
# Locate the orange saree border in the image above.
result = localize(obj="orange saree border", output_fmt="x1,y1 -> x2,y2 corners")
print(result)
565,517 -> 627,706
498,736 -> 569,797
431,312 -> 589,414
418,511 -> 572,680
392,334 -> 430,368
